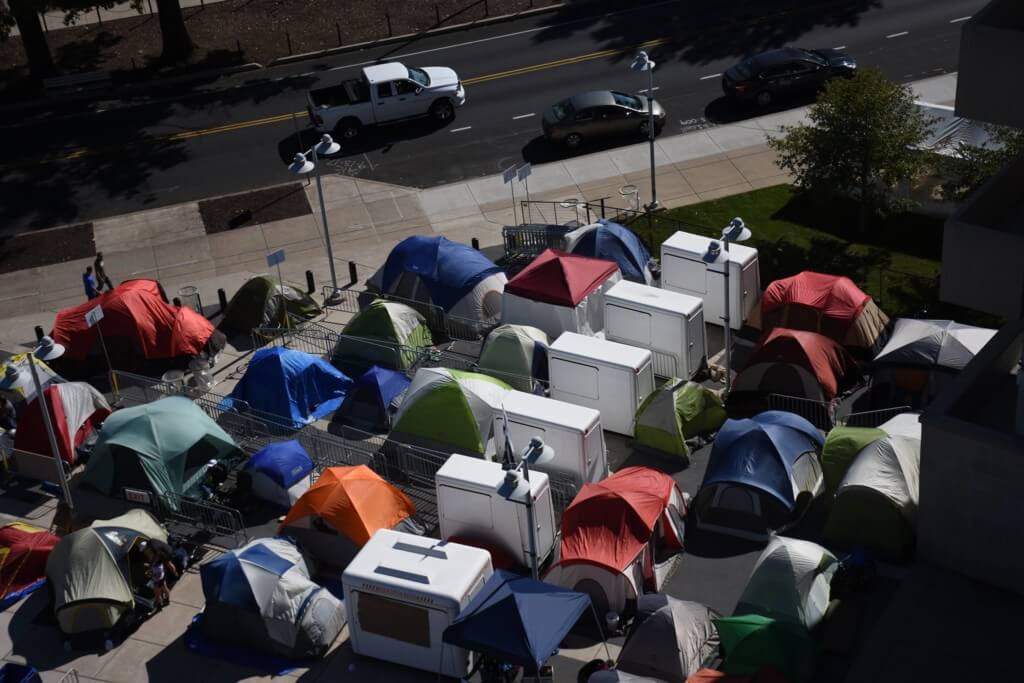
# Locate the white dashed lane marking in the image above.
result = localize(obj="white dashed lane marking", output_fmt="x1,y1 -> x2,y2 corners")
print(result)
450,126 -> 473,132
512,113 -> 536,120
699,73 -> 721,80
886,31 -> 910,38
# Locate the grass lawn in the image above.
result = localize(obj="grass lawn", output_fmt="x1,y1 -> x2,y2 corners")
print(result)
620,184 -> 946,318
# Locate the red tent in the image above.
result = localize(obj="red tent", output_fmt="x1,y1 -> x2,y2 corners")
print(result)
0,522 -> 59,608
51,279 -> 216,362
505,249 -> 619,306
735,328 -> 860,401
560,466 -> 684,572
14,383 -> 111,464
759,271 -> 890,351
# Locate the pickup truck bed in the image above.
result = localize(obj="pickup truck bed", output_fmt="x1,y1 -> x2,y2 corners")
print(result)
309,78 -> 370,108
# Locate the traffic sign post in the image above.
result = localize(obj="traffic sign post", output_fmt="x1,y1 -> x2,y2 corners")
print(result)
503,164 -> 518,225
517,163 -> 533,223
86,305 -> 119,401
267,249 -> 288,328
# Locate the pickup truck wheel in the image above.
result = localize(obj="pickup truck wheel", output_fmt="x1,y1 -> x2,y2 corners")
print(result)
756,90 -> 772,106
431,99 -> 455,122
335,119 -> 362,140
565,132 -> 583,148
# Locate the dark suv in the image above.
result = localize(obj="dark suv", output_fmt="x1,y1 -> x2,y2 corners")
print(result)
722,48 -> 857,107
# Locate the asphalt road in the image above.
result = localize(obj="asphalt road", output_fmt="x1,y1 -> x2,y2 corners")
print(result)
0,0 -> 985,233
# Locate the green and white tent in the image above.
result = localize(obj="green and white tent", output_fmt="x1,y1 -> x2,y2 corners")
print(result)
715,613 -> 817,683
634,379 -> 727,461
220,275 -> 322,336
391,367 -> 511,455
825,433 -> 921,558
476,324 -> 549,392
332,300 -> 433,377
819,426 -> 885,497
82,396 -> 243,503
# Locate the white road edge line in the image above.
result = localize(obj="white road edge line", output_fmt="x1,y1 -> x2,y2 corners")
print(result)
886,31 -> 909,38
637,87 -> 660,94
512,113 -> 536,120
949,16 -> 971,23
833,45 -> 846,50
699,73 -> 721,81
450,126 -> 473,132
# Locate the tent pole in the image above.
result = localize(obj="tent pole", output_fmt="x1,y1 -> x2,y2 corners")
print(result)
588,601 -> 614,663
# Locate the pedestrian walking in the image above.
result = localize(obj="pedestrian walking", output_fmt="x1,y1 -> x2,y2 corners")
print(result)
94,252 -> 114,291
83,266 -> 99,300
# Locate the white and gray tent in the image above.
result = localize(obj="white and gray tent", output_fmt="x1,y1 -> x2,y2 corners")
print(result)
825,434 -> 922,558
615,594 -> 720,681
734,536 -> 838,631
872,319 -> 996,407
199,537 -> 345,659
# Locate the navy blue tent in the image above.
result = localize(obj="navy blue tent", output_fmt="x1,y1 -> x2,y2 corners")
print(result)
442,570 -> 591,670
220,347 -> 352,429
243,441 -> 314,507
693,411 -> 825,538
335,365 -> 411,433
374,236 -> 507,322
568,220 -> 652,284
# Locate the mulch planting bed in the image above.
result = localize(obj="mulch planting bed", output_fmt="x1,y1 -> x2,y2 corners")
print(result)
198,182 -> 312,234
0,0 -> 557,94
0,222 -> 94,274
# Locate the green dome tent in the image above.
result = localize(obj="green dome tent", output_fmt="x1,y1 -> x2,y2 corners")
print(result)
634,379 -> 727,461
715,614 -> 817,683
819,426 -> 885,496
476,324 -> 549,392
332,300 -> 433,377
391,367 -> 511,455
83,396 -> 243,504
220,275 -> 322,336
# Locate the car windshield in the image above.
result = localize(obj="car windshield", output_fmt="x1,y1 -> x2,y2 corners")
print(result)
611,91 -> 643,109
802,50 -> 828,66
734,59 -> 755,79
407,67 -> 430,86
551,99 -> 574,121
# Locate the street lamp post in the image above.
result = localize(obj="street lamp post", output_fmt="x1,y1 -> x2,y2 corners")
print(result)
288,134 -> 342,304
26,337 -> 73,512
718,217 -> 752,393
496,436 -> 554,580
631,50 -> 658,211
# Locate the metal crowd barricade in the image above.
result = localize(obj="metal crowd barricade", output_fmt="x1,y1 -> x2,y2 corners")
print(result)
767,393 -> 836,431
839,405 -> 912,428
157,493 -> 248,548
501,223 -> 573,270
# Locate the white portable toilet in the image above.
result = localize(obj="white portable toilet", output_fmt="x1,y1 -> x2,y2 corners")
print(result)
548,332 -> 655,436
493,390 -> 608,488
342,529 -> 493,678
604,280 -> 708,379
660,230 -> 761,331
435,454 -> 557,568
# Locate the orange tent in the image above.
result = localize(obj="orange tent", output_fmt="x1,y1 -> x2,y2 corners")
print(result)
280,465 -> 415,545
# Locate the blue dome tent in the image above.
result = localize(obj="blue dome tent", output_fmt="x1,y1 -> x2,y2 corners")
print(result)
335,365 -> 411,433
566,220 -> 653,284
242,441 -> 314,508
220,347 -> 352,429
693,411 -> 824,540
371,236 -> 508,324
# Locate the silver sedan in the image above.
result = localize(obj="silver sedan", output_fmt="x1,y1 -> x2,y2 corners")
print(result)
542,90 -> 667,148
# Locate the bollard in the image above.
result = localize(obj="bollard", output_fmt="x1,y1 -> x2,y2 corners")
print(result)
305,270 -> 316,295
385,10 -> 392,36
236,39 -> 242,56
218,288 -> 229,314
34,325 -> 44,342
336,22 -> 342,45
484,0 -> 489,16
173,297 -> 182,307
286,30 -> 292,55
435,4 -> 440,25
471,237 -> 480,250
348,261 -> 358,286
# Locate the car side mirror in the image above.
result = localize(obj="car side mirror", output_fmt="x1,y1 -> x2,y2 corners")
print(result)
415,87 -> 423,95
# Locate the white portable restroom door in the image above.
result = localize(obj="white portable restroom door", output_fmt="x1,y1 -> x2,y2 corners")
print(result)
516,489 -> 555,563
606,303 -> 653,347
687,310 -> 707,378
583,423 -> 609,483
741,259 -> 761,320
662,253 -> 707,296
549,358 -> 600,401
636,363 -> 656,406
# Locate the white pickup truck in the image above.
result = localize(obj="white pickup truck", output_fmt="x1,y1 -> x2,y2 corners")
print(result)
307,62 -> 466,139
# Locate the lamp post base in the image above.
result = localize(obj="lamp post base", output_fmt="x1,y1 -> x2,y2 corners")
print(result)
324,288 -> 343,307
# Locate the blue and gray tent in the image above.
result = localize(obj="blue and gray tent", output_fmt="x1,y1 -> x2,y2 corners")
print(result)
242,441 -> 314,508
200,536 -> 345,659
370,235 -> 507,324
693,411 -> 824,540
565,220 -> 653,284
335,365 -> 411,433
220,347 -> 352,429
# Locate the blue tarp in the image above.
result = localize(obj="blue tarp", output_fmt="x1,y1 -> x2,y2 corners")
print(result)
701,411 -> 824,509
381,236 -> 503,311
442,570 -> 591,669
571,220 -> 651,283
244,441 -> 313,489
220,347 -> 352,429
185,614 -> 300,676
336,365 -> 411,433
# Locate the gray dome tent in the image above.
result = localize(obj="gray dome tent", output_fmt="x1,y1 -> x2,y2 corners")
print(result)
616,594 -> 720,681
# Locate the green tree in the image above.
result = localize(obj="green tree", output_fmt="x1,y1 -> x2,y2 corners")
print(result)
935,124 -> 1024,201
768,68 -> 934,231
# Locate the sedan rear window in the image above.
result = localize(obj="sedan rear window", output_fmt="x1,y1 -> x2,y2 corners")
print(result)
733,59 -> 755,80
611,92 -> 643,109
551,99 -> 574,121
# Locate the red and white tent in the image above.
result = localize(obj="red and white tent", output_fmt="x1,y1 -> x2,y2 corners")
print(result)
544,467 -> 687,617
14,383 -> 111,464
500,249 -> 620,339
754,271 -> 890,352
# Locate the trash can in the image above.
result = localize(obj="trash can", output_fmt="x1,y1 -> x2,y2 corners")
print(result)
176,286 -> 203,316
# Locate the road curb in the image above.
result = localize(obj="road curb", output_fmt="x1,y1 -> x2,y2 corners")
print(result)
267,2 -> 567,67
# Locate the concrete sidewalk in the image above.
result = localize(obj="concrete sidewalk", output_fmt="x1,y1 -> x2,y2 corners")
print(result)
9,0 -> 225,38
0,72 -> 958,355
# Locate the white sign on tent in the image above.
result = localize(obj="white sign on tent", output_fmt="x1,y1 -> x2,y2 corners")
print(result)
85,306 -> 104,328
